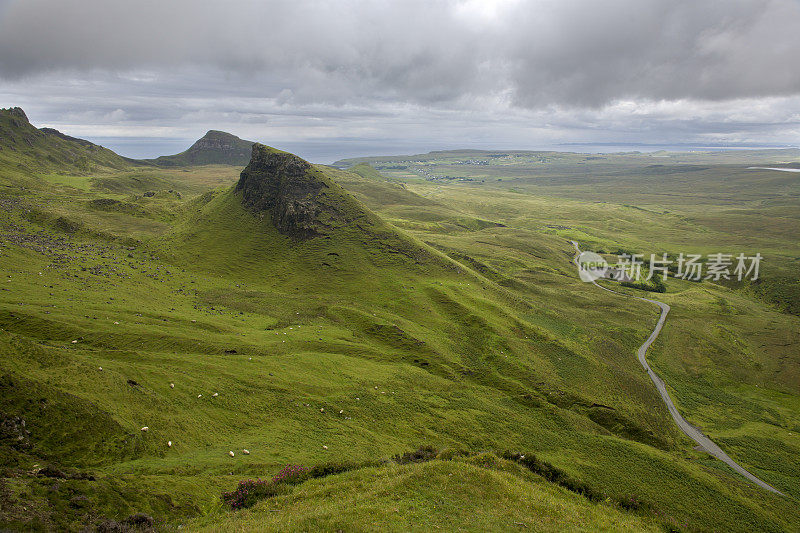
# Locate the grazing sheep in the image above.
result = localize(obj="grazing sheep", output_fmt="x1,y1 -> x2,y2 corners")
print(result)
141,426 -> 149,432
169,383 -> 175,389
212,392 -> 218,397
242,449 -> 250,455
228,451 -> 235,457
322,445 -> 328,450
167,441 -> 172,447
197,394 -> 202,398
71,340 -> 78,344
98,367 -> 103,371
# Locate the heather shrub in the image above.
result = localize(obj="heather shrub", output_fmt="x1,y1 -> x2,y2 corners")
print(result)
617,494 -> 643,511
502,451 -> 604,502
308,461 -> 363,479
393,445 -> 438,464
436,447 -> 469,461
221,478 -> 287,510
271,464 -> 309,485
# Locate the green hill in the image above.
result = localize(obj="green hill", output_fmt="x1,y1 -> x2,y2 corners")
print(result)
0,107 -> 136,180
148,130 -> 254,167
190,457 -> 663,532
0,127 -> 798,531
156,144 -> 453,281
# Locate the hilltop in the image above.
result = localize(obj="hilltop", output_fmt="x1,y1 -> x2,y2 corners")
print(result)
0,107 -> 136,178
148,130 -> 254,167
158,143 -> 451,283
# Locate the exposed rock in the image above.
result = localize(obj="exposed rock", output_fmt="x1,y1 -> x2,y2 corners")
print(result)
0,414 -> 31,449
38,465 -> 68,478
236,144 -> 333,239
5,106 -> 27,121
151,130 -> 254,167
125,513 -> 154,529
40,127 -> 95,147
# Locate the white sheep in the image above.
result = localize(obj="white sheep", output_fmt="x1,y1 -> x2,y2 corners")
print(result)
141,426 -> 149,432
228,451 -> 235,457
242,449 -> 250,455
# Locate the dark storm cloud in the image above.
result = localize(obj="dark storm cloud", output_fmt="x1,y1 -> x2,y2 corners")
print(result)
1,0 -> 799,160
2,0 -> 800,108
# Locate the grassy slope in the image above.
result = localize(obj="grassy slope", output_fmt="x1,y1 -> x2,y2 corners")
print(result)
0,145 -> 798,531
0,108 -> 134,180
352,155 -> 800,494
191,458 -> 663,532
385,177 -> 800,497
357,150 -> 800,315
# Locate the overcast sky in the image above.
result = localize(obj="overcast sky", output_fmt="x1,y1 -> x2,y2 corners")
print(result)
1,0 -> 800,162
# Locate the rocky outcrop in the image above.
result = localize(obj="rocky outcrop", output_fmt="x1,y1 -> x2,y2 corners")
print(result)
151,130 -> 254,166
187,130 -> 252,161
40,127 -> 96,147
236,144 -> 331,239
3,106 -> 28,125
1,414 -> 31,450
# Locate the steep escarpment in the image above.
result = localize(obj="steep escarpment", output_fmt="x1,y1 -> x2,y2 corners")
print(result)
236,144 -> 356,239
160,143 -> 455,277
150,130 -> 254,167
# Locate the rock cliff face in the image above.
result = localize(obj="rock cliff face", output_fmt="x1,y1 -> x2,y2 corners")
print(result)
189,130 -> 251,159
236,144 -> 331,239
3,106 -> 28,123
151,130 -> 254,166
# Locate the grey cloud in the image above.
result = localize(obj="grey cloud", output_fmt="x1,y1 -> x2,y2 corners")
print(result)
2,0 -> 800,108
2,0 -> 800,161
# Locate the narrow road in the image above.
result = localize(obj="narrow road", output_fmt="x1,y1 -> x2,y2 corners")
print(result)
570,241 -> 784,495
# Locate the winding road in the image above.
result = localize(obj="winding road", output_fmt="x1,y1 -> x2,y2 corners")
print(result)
570,241 -> 784,495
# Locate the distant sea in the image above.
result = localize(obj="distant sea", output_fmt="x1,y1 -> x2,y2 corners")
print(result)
88,137 -> 799,165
